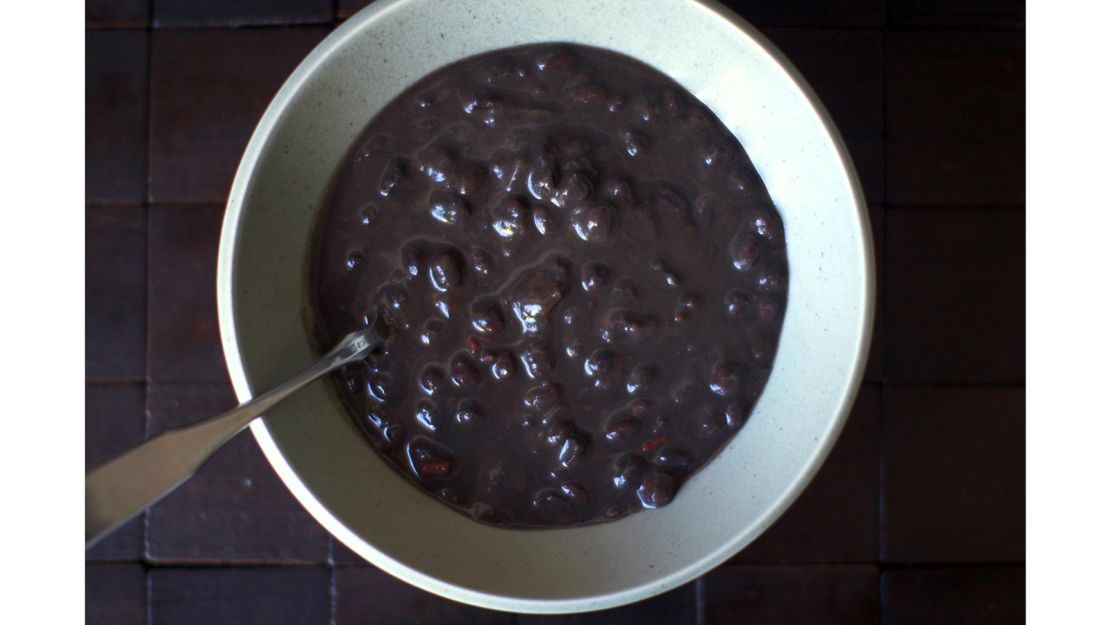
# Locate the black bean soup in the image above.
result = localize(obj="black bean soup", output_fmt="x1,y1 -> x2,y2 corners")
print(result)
311,44 -> 788,528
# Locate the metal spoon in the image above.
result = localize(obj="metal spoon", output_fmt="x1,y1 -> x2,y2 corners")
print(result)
85,323 -> 382,548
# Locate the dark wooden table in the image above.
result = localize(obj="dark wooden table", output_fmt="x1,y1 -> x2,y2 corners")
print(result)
85,1 -> 1026,623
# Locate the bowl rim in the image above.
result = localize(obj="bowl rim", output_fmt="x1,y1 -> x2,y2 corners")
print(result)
216,0 -> 874,613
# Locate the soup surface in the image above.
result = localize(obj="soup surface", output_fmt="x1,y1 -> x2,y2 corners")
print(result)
312,44 -> 789,527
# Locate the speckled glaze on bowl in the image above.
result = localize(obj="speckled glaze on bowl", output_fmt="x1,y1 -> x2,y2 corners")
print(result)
216,0 -> 873,613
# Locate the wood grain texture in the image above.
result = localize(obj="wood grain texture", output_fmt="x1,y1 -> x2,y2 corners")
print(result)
153,0 -> 333,27
149,567 -> 331,625
149,29 -> 328,203
703,565 -> 880,625
732,385 -> 880,563
886,31 -> 1025,206
885,208 -> 1024,384
882,566 -> 1025,625
86,383 -> 147,560
86,31 -> 148,204
83,2 -> 1026,620
146,204 -> 227,383
87,0 -> 150,28
145,384 -> 329,563
86,564 -> 147,625
888,0 -> 1024,28
882,386 -> 1025,563
335,565 -> 514,625
87,206 -> 147,380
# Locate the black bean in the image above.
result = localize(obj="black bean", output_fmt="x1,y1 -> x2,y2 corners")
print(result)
470,298 -> 506,335
428,191 -> 470,225
569,83 -> 607,105
536,49 -> 576,73
556,172 -> 593,207
545,420 -> 575,446
604,415 -> 642,442
457,164 -> 487,197
508,268 -> 568,334
376,283 -> 410,329
418,145 -> 458,185
406,436 -> 454,479
520,344 -> 555,379
517,412 -> 541,429
379,158 -> 407,197
418,319 -> 446,347
419,364 -> 446,396
603,309 -> 657,342
625,363 -> 658,395
752,209 -> 782,240
660,89 -> 683,118
649,259 -> 681,289
757,297 -> 779,323
414,399 -> 438,431
709,361 -> 740,398
360,204 -> 379,225
569,201 -> 615,243
560,482 -> 589,503
703,142 -> 734,167
611,453 -> 647,490
564,342 -> 584,360
725,290 -> 749,319
586,351 -> 620,391
655,445 -> 693,474
470,248 -> 495,278
693,193 -> 717,226
561,306 -> 584,327
674,293 -> 700,322
462,93 -> 502,127
730,234 -> 760,272
341,362 -> 369,397
695,407 -> 727,438
490,351 -> 518,380
455,398 -> 484,425
522,382 -> 561,412
527,152 -> 558,199
450,353 -> 481,387
430,291 -> 456,320
724,401 -> 749,428
655,187 -> 689,223
400,242 -> 424,281
602,176 -> 632,200
623,129 -> 649,157
367,373 -> 394,402
490,196 -> 529,239
532,205 -> 554,235
756,270 -> 782,292
345,251 -> 365,271
383,423 -> 405,446
636,470 -> 675,509
580,262 -> 609,292
429,252 -> 463,291
557,435 -> 588,469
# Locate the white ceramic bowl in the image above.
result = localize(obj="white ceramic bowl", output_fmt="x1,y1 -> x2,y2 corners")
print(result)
217,0 -> 873,613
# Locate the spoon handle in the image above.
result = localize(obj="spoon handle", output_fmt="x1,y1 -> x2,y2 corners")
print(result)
85,326 -> 379,549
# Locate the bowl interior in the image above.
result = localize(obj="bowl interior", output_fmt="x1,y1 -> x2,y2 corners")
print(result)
217,0 -> 872,613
